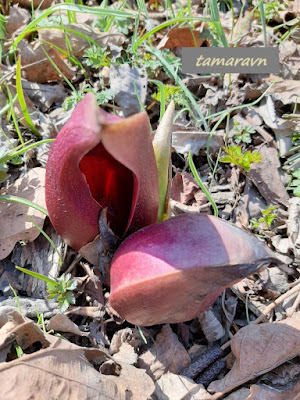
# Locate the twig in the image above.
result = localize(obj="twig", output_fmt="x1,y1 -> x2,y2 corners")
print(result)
64,254 -> 81,275
221,281 -> 300,351
254,281 -> 300,324
287,292 -> 300,317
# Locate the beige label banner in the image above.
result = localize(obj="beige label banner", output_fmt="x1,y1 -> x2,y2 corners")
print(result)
182,47 -> 279,74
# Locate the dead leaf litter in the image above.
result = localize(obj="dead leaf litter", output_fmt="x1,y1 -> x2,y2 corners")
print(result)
0,0 -> 300,399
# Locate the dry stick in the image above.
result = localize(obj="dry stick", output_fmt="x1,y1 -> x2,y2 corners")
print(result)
287,292 -> 300,317
64,254 -> 81,275
254,281 -> 300,323
221,281 -> 300,351
209,284 -> 300,400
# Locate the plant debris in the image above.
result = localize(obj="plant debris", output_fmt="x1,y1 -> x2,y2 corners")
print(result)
0,0 -> 300,398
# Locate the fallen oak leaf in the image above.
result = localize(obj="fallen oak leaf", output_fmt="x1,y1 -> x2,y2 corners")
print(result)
248,380 -> 300,400
208,312 -> 300,397
154,372 -> 213,400
11,0 -> 53,9
18,40 -> 76,84
110,64 -> 147,117
48,314 -> 89,337
0,167 -> 46,260
22,81 -> 67,112
0,311 -> 154,400
137,324 -> 191,381
247,145 -> 290,207
157,27 -> 207,50
5,5 -> 30,38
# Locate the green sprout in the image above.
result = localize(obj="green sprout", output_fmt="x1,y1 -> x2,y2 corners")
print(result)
251,205 -> 279,232
220,145 -> 262,173
16,267 -> 77,313
232,122 -> 256,144
153,84 -> 189,108
258,0 -> 289,23
63,85 -> 115,111
83,45 -> 111,69
289,170 -> 300,197
46,274 -> 77,313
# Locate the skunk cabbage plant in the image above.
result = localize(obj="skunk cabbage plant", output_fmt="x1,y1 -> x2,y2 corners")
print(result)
45,93 -> 159,251
109,214 -> 278,326
46,94 -> 278,326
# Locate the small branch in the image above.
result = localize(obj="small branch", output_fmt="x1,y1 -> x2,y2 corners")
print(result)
221,281 -> 300,351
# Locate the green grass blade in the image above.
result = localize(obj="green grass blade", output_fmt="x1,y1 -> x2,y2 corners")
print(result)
16,57 -> 41,138
11,4 -> 134,51
205,79 -> 280,121
206,112 -> 229,171
16,266 -> 57,285
146,45 -> 209,131
27,215 -> 62,267
0,139 -> 53,165
3,82 -> 24,145
0,195 -> 48,216
258,0 -> 267,46
10,285 -> 22,313
0,95 -> 17,116
210,0 -> 229,47
39,44 -> 76,91
132,0 -> 144,51
188,151 -> 218,217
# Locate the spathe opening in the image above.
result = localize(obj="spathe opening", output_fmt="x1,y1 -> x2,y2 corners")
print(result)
79,143 -> 134,237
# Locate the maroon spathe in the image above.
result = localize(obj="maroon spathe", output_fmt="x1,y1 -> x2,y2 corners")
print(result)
46,93 -> 159,250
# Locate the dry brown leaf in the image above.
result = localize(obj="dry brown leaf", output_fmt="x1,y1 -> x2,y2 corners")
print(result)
287,198 -> 300,262
269,80 -> 300,105
4,83 -> 37,129
38,24 -> 125,57
113,342 -> 138,365
103,362 -> 155,399
230,11 -> 253,46
293,0 -> 300,13
110,64 -> 147,117
234,179 -> 268,228
279,41 -> 300,81
198,310 -> 225,343
154,372 -> 212,400
48,314 -> 89,337
223,388 -> 250,400
171,172 -> 208,206
0,168 -> 46,260
248,380 -> 300,400
247,145 -> 290,207
22,81 -> 67,112
172,126 -> 224,155
0,311 -> 154,400
208,312 -> 300,395
18,40 -> 76,83
110,327 -> 150,355
11,0 -> 53,9
257,98 -> 297,156
0,311 -> 50,362
137,324 -> 191,381
5,5 -> 30,38
157,27 -> 207,49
